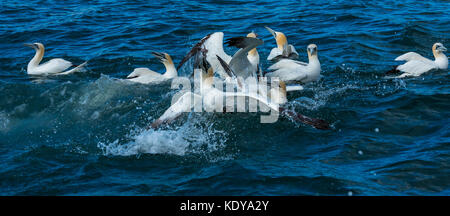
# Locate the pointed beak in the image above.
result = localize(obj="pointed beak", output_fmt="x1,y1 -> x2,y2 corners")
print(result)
438,46 -> 447,52
264,26 -> 276,38
151,52 -> 166,61
24,43 -> 36,49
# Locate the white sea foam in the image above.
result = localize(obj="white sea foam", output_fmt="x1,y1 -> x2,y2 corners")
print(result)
98,115 -> 228,157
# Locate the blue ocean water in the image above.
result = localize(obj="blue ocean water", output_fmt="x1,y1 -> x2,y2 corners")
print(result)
0,0 -> 449,195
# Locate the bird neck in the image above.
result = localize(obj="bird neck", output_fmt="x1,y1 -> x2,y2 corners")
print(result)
247,49 -> 259,64
28,48 -> 44,69
248,48 -> 258,57
201,68 -> 214,90
163,61 -> 177,78
434,52 -> 448,69
269,85 -> 287,104
276,34 -> 287,51
308,53 -> 319,64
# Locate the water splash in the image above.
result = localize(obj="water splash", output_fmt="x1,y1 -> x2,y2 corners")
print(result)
98,114 -> 228,157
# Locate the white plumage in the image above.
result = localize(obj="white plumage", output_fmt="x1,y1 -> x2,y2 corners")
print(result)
151,65 -> 284,129
266,44 -> 321,84
25,43 -> 87,75
127,52 -> 178,84
265,26 -> 299,61
394,43 -> 448,78
177,32 -> 261,79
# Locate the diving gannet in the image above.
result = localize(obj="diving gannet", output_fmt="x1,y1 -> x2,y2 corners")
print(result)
127,52 -> 177,84
265,26 -> 299,61
24,43 -> 87,75
177,32 -> 262,79
265,44 -> 321,84
386,43 -> 448,78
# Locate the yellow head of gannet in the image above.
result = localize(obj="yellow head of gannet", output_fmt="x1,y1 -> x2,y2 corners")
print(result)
24,43 -> 45,66
247,31 -> 259,56
265,26 -> 288,51
307,44 -> 318,59
432,43 -> 448,70
151,52 -> 177,77
153,52 -> 174,68
432,43 -> 447,57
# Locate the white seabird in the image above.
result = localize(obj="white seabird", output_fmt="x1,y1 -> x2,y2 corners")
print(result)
151,56 -> 329,130
177,32 -> 262,79
151,57 -> 284,129
127,52 -> 178,84
24,43 -> 87,75
387,43 -> 448,78
265,26 -> 299,61
265,44 -> 321,84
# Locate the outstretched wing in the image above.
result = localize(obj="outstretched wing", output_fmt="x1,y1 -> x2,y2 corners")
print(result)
226,37 -> 263,78
177,33 -> 213,70
279,107 -> 330,130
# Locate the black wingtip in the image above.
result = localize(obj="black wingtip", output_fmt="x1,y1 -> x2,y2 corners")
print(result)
385,66 -> 400,75
280,108 -> 331,130
216,55 -> 235,78
224,36 -> 247,48
176,33 -> 213,70
225,36 -> 263,49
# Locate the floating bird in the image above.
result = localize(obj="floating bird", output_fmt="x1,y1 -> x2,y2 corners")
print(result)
24,43 -> 87,75
265,44 -> 321,84
386,43 -> 448,78
265,26 -> 299,61
177,32 -> 262,79
127,52 -> 178,84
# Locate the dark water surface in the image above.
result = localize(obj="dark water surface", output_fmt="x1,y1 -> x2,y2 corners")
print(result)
0,0 -> 449,195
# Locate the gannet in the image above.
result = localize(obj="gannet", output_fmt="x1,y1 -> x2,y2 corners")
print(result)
150,54 -> 329,130
386,43 -> 448,78
127,52 -> 177,84
152,56 -> 282,128
265,44 -> 321,84
24,43 -> 87,75
177,32 -> 262,79
265,26 -> 299,61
